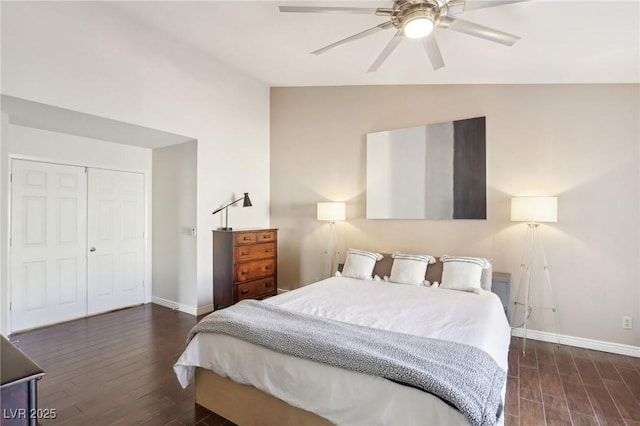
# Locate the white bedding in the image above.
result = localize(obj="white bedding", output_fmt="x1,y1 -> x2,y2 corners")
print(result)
174,276 -> 512,425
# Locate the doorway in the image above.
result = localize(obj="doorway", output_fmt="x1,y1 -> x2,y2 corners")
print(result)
10,159 -> 145,331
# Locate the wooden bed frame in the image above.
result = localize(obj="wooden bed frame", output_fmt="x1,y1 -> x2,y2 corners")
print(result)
194,253 -> 495,425
195,367 -> 331,425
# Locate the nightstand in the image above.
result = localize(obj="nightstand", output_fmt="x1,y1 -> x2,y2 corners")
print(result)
491,272 -> 511,323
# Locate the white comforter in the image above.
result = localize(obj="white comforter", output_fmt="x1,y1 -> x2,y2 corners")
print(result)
174,277 -> 512,425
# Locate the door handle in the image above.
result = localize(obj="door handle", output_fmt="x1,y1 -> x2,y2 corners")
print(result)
89,247 -> 96,252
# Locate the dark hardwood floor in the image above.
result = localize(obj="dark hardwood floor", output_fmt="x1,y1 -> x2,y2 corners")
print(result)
505,337 -> 640,426
8,304 -> 226,426
7,304 -> 640,425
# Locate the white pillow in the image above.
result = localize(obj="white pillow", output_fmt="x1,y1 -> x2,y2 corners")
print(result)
440,255 -> 490,292
480,260 -> 493,291
389,252 -> 435,286
341,249 -> 383,280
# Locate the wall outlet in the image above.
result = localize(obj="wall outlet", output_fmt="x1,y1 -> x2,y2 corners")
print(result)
623,316 -> 632,329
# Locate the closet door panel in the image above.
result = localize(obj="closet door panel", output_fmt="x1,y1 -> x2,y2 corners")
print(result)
87,169 -> 144,315
10,160 -> 87,331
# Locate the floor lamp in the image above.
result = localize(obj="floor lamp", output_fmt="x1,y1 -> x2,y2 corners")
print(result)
317,202 -> 345,277
511,196 -> 560,357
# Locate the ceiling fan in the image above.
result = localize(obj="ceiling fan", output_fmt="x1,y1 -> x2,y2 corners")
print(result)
279,0 -> 529,71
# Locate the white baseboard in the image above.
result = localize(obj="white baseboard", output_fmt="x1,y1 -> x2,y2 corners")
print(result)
152,297 -> 214,317
151,296 -> 197,316
197,304 -> 214,316
511,328 -> 640,358
277,288 -> 289,295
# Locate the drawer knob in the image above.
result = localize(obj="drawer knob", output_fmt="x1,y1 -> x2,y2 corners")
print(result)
241,289 -> 249,294
262,235 -> 271,239
265,265 -> 273,270
243,236 -> 251,240
241,269 -> 249,275
241,251 -> 249,256
265,282 -> 273,288
265,249 -> 273,253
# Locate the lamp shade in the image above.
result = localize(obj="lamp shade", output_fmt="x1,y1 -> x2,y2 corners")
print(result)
242,192 -> 252,207
511,196 -> 558,223
317,202 -> 346,222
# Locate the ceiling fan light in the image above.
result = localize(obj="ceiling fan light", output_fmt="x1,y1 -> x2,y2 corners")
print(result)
403,12 -> 434,39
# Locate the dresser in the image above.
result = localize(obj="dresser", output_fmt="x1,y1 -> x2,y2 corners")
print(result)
213,229 -> 278,310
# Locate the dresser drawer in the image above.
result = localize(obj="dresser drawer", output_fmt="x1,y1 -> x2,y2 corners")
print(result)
235,242 -> 276,262
235,258 -> 276,282
234,230 -> 277,246
234,232 -> 257,245
236,277 -> 276,301
257,230 -> 277,243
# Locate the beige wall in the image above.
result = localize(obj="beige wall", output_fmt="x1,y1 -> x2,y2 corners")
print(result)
270,84 -> 640,347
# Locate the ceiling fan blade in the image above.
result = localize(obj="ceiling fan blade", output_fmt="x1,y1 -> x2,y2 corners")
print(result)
312,22 -> 394,55
445,0 -> 530,14
422,34 -> 445,70
279,6 -> 378,15
439,16 -> 520,46
368,30 -> 403,72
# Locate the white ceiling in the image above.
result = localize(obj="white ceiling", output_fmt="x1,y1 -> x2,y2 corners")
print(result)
102,0 -> 640,87
2,1 -> 637,149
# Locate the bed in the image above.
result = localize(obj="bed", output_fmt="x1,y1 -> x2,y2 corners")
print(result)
174,253 -> 512,426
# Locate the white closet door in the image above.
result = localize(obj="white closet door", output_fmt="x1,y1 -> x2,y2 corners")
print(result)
10,160 -> 88,331
87,168 -> 145,315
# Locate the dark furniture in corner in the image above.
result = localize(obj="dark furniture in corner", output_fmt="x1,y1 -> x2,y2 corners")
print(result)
1,335 -> 45,426
213,229 -> 278,310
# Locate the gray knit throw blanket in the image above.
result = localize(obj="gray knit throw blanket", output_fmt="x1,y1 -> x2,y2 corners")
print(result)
188,300 -> 505,426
